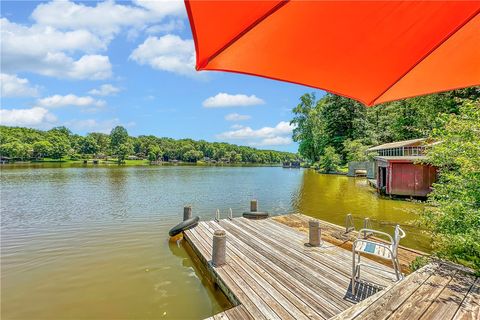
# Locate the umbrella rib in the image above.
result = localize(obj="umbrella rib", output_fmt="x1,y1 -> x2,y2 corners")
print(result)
370,9 -> 480,106
199,0 -> 289,69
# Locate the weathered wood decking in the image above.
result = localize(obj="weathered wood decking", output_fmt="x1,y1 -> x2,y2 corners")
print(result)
272,213 -> 426,273
183,214 -> 479,320
331,261 -> 479,320
184,215 -> 395,319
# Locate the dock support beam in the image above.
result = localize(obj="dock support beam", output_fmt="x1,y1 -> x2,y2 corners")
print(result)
308,220 -> 322,247
250,199 -> 258,212
212,229 -> 227,267
183,206 -> 192,221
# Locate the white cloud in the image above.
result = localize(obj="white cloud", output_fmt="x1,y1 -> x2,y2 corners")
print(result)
203,93 -> 265,108
31,0 -> 185,41
225,113 -> 251,121
0,73 -> 39,97
217,121 -> 294,146
88,84 -> 121,96
130,35 -> 198,77
1,0 -> 186,80
250,136 -> 292,146
146,19 -> 184,34
65,118 -> 116,134
0,18 -> 111,80
65,118 -> 136,134
0,107 -> 57,127
37,94 -> 106,110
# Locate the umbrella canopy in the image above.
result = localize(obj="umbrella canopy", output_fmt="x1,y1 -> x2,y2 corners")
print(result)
185,1 -> 480,106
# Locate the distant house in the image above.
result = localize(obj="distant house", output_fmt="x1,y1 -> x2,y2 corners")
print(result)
367,138 -> 438,197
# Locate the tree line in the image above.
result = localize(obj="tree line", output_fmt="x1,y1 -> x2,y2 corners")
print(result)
0,125 -> 297,164
290,87 -> 479,172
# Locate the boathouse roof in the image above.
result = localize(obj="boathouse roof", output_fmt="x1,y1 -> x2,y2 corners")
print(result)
367,138 -> 426,152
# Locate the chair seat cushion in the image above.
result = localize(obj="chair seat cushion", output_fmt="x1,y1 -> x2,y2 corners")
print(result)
355,240 -> 392,259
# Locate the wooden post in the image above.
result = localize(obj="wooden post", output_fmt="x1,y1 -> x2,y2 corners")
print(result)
183,206 -> 192,221
309,220 -> 321,247
212,229 -> 226,267
250,199 -> 258,212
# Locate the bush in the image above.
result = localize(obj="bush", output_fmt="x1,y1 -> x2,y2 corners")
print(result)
318,146 -> 341,173
420,100 -> 480,273
343,139 -> 368,162
409,256 -> 431,272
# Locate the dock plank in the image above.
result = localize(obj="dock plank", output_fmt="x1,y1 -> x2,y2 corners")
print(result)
185,214 -> 478,320
206,221 -> 312,320
195,222 -> 288,320
453,277 -> 480,320
422,272 -> 476,320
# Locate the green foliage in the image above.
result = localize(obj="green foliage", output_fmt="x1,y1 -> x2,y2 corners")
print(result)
78,136 -> 99,155
420,100 -> 480,273
343,139 -> 368,162
116,142 -> 133,164
47,134 -> 70,159
182,149 -> 204,162
409,256 -> 431,272
0,141 -> 31,160
291,93 -> 326,162
291,88 -> 479,164
110,126 -> 129,150
318,146 -> 341,173
0,125 -> 295,164
32,141 -> 52,159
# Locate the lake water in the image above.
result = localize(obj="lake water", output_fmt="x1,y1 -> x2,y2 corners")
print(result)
1,165 -> 429,319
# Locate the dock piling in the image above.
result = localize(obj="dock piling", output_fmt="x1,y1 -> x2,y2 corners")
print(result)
308,220 -> 322,247
212,229 -> 226,267
183,206 -> 192,221
250,199 -> 258,212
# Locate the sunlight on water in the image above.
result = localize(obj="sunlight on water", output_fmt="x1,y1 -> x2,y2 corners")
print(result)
1,165 -> 427,319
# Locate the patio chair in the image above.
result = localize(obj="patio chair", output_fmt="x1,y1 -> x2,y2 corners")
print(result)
351,224 -> 405,295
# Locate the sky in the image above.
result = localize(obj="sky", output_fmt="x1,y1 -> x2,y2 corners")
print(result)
0,0 -> 325,152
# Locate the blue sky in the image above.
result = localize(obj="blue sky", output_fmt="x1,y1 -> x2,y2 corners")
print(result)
0,1 -> 325,152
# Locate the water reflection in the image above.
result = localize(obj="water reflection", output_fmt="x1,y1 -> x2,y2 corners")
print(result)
293,170 -> 429,251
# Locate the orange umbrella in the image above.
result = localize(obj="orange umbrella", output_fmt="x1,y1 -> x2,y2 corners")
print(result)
185,1 -> 480,106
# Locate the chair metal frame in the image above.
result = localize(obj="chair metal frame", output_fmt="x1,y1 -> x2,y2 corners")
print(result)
351,225 -> 405,295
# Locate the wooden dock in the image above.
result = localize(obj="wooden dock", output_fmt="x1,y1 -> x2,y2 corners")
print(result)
331,261 -> 479,320
272,213 -> 426,273
183,214 -> 479,319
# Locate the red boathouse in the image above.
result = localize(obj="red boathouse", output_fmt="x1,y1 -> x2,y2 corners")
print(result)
367,139 -> 438,197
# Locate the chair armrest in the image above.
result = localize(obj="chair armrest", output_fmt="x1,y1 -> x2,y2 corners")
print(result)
357,228 -> 394,243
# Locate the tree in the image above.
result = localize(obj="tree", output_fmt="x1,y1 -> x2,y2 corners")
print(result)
183,149 -> 203,162
148,145 -> 163,162
291,93 -> 326,162
320,94 -> 368,160
110,126 -> 131,163
0,141 -> 31,160
32,141 -> 52,159
88,133 -> 110,154
343,139 -> 368,162
0,125 -> 296,164
78,136 -> 99,155
421,100 -> 480,273
318,146 -> 341,173
110,126 -> 129,151
116,142 -> 133,164
47,134 -> 70,159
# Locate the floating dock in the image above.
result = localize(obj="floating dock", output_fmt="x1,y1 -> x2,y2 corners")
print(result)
183,214 -> 479,319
